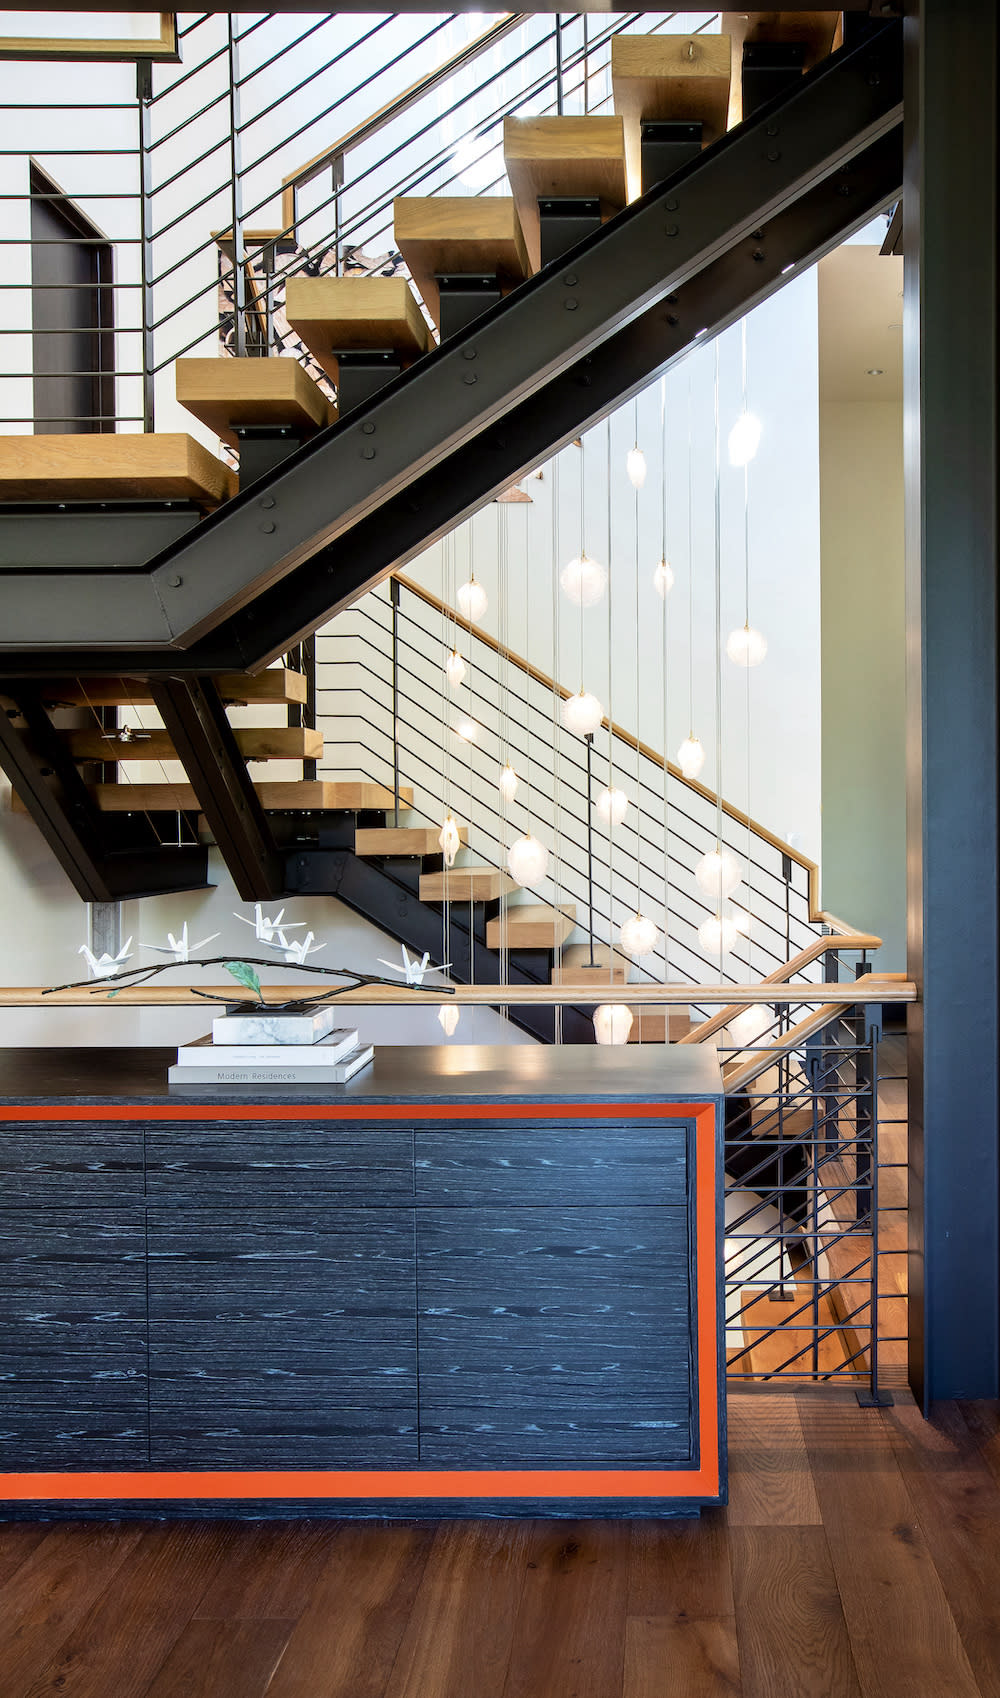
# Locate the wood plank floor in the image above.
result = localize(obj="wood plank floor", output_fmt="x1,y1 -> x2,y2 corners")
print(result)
2,1389 -> 999,1697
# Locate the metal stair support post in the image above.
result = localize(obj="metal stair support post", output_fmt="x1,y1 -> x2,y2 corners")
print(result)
149,675 -> 283,900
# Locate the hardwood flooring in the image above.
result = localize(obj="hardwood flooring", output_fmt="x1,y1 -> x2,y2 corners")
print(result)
2,1389 -> 1000,1696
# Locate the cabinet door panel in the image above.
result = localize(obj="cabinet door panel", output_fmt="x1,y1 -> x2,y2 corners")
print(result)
415,1121 -> 687,1206
417,1206 -> 691,1465
0,1122 -> 143,1207
0,1211 -> 147,1465
148,1209 -> 417,1466
146,1121 -> 412,1208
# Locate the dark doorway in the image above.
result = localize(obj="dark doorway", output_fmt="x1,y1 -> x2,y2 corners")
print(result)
30,162 -> 115,432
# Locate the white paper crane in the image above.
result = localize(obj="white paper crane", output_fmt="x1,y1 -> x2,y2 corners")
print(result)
233,904 -> 305,948
79,938 -> 134,980
376,945 -> 451,986
144,921 -> 220,963
280,931 -> 325,965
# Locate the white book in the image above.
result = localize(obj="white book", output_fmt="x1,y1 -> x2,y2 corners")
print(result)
168,1044 -> 375,1088
212,1004 -> 342,1045
177,1029 -> 359,1067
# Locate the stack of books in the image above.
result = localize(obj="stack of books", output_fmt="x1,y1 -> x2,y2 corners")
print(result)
168,1004 -> 374,1086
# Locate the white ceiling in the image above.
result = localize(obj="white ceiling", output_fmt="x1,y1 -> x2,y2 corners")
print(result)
818,242 -> 904,404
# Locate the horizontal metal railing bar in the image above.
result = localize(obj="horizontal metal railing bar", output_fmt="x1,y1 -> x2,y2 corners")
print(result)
233,13 -> 339,95
145,36 -> 234,108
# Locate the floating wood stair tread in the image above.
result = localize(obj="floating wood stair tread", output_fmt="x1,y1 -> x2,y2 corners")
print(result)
175,357 -> 335,448
41,670 -> 308,708
393,195 -> 532,325
503,115 -> 628,272
0,434 -> 237,508
284,276 -> 433,382
722,9 -> 840,66
419,866 -> 516,903
627,1008 -> 693,1043
355,824 -> 467,857
65,726 -> 324,763
611,33 -> 732,194
551,941 -> 629,986
92,779 -> 413,813
486,902 -> 577,949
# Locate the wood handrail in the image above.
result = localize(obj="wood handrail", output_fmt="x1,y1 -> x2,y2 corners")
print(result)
12,979 -> 916,1009
281,15 -> 527,234
723,973 -> 899,1092
678,932 -> 883,1046
395,571 -> 824,915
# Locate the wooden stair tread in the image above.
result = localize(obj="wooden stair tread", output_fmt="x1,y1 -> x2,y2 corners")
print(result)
284,276 -> 432,383
175,356 -> 335,448
393,195 -> 532,325
503,115 -> 628,271
611,33 -> 731,195
91,779 -> 413,813
40,670 -> 308,708
627,1008 -> 693,1043
486,902 -> 576,949
551,941 -> 629,985
722,9 -> 840,66
0,433 -> 237,508
419,866 -> 516,903
65,726 -> 323,763
355,824 -> 467,857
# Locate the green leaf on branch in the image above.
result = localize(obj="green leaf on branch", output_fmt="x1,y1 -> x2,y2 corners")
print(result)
225,961 -> 262,1001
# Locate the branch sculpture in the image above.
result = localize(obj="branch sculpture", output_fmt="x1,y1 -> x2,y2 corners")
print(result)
43,957 -> 456,1006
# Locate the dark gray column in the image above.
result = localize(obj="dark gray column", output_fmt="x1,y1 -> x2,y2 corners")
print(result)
905,0 -> 999,1404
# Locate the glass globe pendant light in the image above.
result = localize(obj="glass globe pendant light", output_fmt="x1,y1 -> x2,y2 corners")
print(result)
499,763 -> 519,803
653,557 -> 674,599
438,814 -> 462,868
725,622 -> 767,668
676,734 -> 705,780
444,648 -> 466,688
593,1003 -> 634,1045
728,411 -> 761,467
620,911 -> 659,959
561,689 -> 603,737
453,717 -> 478,743
698,912 -> 741,957
559,551 -> 608,607
438,1003 -> 460,1036
507,832 -> 549,888
456,573 -> 488,622
626,444 -> 647,488
695,846 -> 741,902
596,785 -> 629,827
728,1003 -> 771,1052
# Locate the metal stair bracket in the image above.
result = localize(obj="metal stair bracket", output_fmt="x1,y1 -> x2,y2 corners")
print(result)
0,685 -> 209,902
0,23 -> 902,672
148,675 -> 284,901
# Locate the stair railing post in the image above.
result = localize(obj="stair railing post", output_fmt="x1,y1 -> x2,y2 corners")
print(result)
332,152 -> 344,277
136,57 -> 155,432
227,16 -> 247,357
554,14 -> 564,116
585,731 -> 596,966
390,578 -> 401,827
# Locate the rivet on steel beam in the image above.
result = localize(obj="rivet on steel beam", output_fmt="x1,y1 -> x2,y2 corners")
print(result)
259,496 -> 276,509
563,298 -> 579,310
260,521 -> 276,533
664,199 -> 679,212
767,150 -> 781,162
361,422 -> 376,434
362,447 -> 376,459
462,346 -> 478,360
463,372 -> 478,383
563,273 -> 578,286
665,225 -> 679,238
168,574 -> 182,587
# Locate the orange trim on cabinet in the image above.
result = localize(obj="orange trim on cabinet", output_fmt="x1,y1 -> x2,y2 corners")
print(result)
0,1099 -> 719,1502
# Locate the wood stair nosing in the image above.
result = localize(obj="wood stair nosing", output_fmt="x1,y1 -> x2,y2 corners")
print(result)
284,275 -> 433,384
392,195 -> 532,325
502,114 -> 628,272
89,779 -> 414,814
419,866 -> 516,904
0,433 -> 237,509
64,726 -> 324,764
355,824 -> 467,858
610,32 -> 732,194
175,356 -> 336,449
485,902 -> 577,950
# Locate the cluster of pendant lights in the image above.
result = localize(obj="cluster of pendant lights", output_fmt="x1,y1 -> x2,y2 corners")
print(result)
439,376 -> 767,1037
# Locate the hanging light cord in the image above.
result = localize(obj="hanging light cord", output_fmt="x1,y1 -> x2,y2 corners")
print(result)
713,338 -> 726,976
741,317 -> 754,976
687,363 -> 695,736
660,373 -> 670,987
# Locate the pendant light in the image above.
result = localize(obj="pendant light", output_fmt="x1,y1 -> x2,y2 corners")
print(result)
726,622 -> 768,668
620,910 -> 659,960
593,1003 -> 633,1045
438,814 -> 461,867
507,832 -> 549,888
445,648 -> 466,688
653,557 -> 675,599
560,551 -> 607,607
695,846 -> 741,902
676,734 -> 705,780
729,1003 -> 771,1051
698,912 -> 740,956
453,717 -> 478,742
456,574 -> 487,622
499,763 -> 519,803
626,444 -> 647,488
596,785 -> 629,827
438,1002 -> 460,1036
561,689 -> 603,737
727,411 -> 761,467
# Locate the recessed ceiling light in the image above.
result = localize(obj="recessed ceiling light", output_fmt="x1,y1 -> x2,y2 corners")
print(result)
866,368 -> 885,376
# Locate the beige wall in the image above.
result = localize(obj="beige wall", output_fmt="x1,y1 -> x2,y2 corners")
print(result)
819,399 -> 906,969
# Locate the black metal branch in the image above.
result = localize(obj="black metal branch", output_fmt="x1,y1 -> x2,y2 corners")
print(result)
42,955 -> 456,1001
